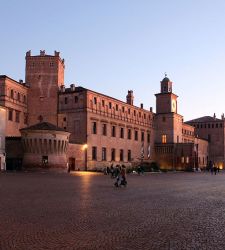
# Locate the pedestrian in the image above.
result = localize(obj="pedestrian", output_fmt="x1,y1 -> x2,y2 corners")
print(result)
67,162 -> 70,173
110,164 -> 114,178
209,160 -> 213,175
213,163 -> 217,175
120,166 -> 127,187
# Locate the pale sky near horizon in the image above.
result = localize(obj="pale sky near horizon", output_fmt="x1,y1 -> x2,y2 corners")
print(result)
1,0 -> 225,121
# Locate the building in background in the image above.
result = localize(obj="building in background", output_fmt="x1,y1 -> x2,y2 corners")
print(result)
0,50 -> 218,171
0,105 -> 6,170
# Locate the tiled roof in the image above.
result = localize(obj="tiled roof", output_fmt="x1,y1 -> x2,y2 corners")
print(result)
20,122 -> 65,132
186,116 -> 222,123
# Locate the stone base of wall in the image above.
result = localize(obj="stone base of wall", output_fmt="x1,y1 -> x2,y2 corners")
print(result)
23,153 -> 67,169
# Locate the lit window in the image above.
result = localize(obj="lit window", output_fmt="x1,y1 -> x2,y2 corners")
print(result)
162,135 -> 167,143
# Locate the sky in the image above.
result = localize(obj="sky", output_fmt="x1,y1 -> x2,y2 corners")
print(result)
1,0 -> 225,121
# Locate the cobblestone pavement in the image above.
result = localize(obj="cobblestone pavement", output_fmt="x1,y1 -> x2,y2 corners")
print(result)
1,171 -> 225,250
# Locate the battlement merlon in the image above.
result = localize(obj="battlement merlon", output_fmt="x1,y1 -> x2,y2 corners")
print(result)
25,50 -> 65,66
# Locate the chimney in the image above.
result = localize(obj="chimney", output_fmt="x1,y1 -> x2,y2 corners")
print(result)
19,79 -> 23,84
54,51 -> 60,56
40,50 -> 45,56
126,90 -> 134,105
140,103 -> 143,109
213,113 -> 216,119
70,84 -> 75,91
150,107 -> 153,112
60,85 -> 65,93
222,113 -> 224,120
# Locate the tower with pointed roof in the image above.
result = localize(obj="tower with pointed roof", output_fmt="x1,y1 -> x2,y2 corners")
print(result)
154,75 -> 183,144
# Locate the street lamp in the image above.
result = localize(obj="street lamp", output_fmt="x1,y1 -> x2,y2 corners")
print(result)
82,144 -> 88,171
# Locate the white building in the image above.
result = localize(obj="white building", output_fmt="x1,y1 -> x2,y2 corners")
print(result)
0,106 -> 6,170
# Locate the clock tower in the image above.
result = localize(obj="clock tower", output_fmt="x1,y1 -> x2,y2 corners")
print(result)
154,75 -> 183,144
155,75 -> 178,114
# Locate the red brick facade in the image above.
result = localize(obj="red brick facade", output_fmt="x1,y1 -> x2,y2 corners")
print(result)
0,51 -> 216,171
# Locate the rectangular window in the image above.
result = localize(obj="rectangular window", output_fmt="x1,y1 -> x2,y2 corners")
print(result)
102,100 -> 105,107
122,107 -> 125,113
116,104 -> 118,111
135,130 -> 138,141
112,125 -> 116,137
10,89 -> 14,98
120,149 -> 124,161
102,124 -> 107,136
128,150 -> 132,162
15,111 -> 20,123
8,109 -> 13,121
147,133 -> 150,143
93,97 -> 97,104
120,127 -> 124,138
102,147 -> 107,161
92,122 -> 97,134
111,148 -> 115,161
162,135 -> 167,143
127,129 -> 131,140
74,96 -> 78,103
109,102 -> 112,109
64,97 -> 68,104
141,131 -> 144,142
24,113 -> 28,125
92,146 -> 97,160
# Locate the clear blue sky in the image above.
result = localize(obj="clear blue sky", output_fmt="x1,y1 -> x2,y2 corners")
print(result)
1,0 -> 225,120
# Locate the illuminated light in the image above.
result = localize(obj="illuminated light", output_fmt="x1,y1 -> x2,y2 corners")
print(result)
219,164 -> 223,170
82,144 -> 88,150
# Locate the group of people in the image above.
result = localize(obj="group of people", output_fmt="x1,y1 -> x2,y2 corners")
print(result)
208,160 -> 220,175
105,164 -> 127,187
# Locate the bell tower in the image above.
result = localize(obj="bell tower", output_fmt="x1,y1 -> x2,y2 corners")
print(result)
155,74 -> 178,114
154,75 -> 183,144
25,50 -> 65,126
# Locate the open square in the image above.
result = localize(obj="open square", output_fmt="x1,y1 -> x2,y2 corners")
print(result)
1,171 -> 225,250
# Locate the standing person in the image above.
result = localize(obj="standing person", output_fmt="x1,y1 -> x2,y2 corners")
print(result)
67,162 -> 70,173
120,166 -> 127,187
114,166 -> 121,187
209,161 -> 213,175
110,164 -> 114,178
213,162 -> 217,175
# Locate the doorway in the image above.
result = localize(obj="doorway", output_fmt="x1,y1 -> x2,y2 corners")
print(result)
69,157 -> 76,171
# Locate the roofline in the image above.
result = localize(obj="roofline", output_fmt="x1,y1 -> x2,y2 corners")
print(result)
59,86 -> 154,114
0,75 -> 29,88
185,117 -> 224,123
155,92 -> 178,98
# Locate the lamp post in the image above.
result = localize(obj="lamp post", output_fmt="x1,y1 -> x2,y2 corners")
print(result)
82,144 -> 88,171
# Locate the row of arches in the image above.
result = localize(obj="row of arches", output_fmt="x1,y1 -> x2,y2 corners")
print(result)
22,137 -> 69,155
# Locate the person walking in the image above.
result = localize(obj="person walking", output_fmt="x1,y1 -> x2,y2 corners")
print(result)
213,162 -> 217,175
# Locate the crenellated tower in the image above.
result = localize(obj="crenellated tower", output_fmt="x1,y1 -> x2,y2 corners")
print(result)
25,50 -> 65,126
